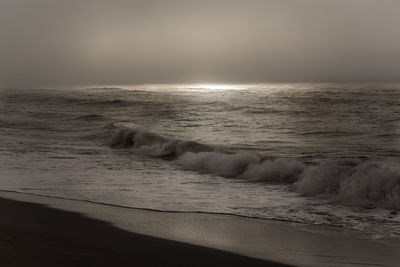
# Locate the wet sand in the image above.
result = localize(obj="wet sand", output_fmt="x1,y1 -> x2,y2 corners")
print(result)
0,196 -> 287,267
1,191 -> 399,267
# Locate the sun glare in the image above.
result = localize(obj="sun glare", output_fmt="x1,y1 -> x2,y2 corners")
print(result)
187,84 -> 237,90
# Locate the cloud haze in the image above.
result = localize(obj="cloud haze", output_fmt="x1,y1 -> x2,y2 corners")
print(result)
1,0 -> 399,87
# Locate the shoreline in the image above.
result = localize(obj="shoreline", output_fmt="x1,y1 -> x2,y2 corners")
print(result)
0,196 -> 283,267
1,190 -> 399,267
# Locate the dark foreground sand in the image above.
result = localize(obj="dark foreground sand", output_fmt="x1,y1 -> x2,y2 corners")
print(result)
0,197 -> 288,267
1,191 -> 400,267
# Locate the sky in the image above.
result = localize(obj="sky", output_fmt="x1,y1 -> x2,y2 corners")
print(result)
0,0 -> 399,87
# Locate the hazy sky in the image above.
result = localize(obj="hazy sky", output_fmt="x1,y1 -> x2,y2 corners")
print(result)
1,0 -> 399,87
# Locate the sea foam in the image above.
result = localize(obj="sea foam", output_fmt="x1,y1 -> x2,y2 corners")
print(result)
295,161 -> 400,209
108,126 -> 400,210
179,152 -> 260,177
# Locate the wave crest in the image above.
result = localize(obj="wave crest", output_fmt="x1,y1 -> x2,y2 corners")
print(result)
179,152 -> 260,177
108,126 -> 400,210
241,159 -> 305,183
295,161 -> 400,209
108,127 -> 211,157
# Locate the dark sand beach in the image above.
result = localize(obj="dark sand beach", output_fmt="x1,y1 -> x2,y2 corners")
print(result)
0,196 -> 288,267
1,191 -> 400,267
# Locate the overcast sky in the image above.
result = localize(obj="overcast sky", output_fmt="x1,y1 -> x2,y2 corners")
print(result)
0,0 -> 399,87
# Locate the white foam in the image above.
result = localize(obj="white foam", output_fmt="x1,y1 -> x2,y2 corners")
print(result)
178,152 -> 260,177
109,127 -> 400,210
240,159 -> 304,182
295,161 -> 400,209
295,161 -> 351,195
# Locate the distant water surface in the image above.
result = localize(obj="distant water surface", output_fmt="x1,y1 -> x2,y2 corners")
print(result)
0,83 -> 399,237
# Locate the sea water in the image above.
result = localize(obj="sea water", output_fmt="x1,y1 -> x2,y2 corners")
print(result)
0,83 -> 399,237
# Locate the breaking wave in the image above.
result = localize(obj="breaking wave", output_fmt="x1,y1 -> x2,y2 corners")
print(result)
108,126 -> 212,157
296,161 -> 400,210
107,126 -> 400,210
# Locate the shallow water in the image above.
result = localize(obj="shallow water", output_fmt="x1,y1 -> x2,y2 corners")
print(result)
0,83 -> 399,237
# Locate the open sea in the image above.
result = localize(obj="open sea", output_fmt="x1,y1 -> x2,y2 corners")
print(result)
0,83 -> 399,238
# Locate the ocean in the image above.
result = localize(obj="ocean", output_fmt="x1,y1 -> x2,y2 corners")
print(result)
1,83 -> 399,237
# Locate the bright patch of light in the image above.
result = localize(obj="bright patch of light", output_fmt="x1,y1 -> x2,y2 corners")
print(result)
186,84 -> 238,90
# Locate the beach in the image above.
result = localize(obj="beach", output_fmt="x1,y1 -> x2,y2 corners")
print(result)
0,85 -> 399,267
1,86 -> 399,238
1,191 -> 399,267
1,1 -> 400,266
0,192 -> 286,267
